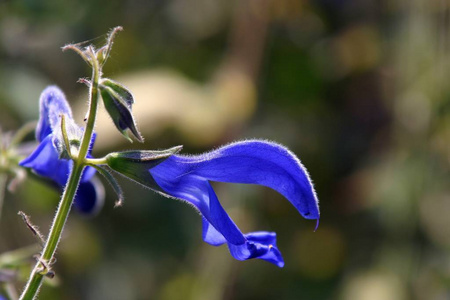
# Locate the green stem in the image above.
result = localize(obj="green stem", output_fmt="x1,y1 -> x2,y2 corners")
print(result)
19,165 -> 83,299
79,47 -> 100,164
85,157 -> 107,166
19,52 -> 101,300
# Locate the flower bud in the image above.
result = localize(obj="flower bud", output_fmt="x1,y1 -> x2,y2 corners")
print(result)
99,78 -> 143,143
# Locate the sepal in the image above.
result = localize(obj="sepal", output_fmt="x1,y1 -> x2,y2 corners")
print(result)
99,78 -> 143,143
91,165 -> 125,207
62,26 -> 123,68
96,26 -> 123,67
54,114 -> 82,159
106,146 -> 182,190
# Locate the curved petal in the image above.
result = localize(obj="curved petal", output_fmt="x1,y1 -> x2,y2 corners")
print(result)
36,86 -> 72,142
202,217 -> 227,246
21,85 -> 103,217
81,165 -> 96,183
150,140 -> 319,219
20,134 -> 96,186
228,232 -> 285,267
149,140 -> 317,266
151,164 -> 285,266
19,135 -> 71,186
205,183 -> 246,245
74,178 -> 105,215
207,185 -> 285,267
149,165 -> 246,245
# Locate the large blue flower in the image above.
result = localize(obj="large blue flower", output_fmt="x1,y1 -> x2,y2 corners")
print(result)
20,86 -> 103,214
108,140 -> 319,267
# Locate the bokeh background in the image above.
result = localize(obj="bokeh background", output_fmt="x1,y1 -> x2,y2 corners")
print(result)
1,0 -> 449,299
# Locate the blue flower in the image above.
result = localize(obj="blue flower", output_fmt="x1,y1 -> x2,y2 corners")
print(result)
108,140 -> 319,267
20,86 -> 103,214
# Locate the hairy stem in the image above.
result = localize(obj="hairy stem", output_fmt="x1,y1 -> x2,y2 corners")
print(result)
19,163 -> 83,299
85,157 -> 107,166
19,52 -> 101,300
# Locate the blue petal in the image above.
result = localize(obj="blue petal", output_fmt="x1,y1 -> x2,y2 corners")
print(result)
20,134 -> 96,185
228,232 -> 285,267
20,86 -> 103,216
182,179 -> 284,266
36,86 -> 72,142
149,140 -> 316,266
73,179 -> 104,215
150,140 -> 319,219
81,165 -> 96,183
205,183 -> 246,245
207,183 -> 285,266
19,135 -> 71,186
202,217 -> 227,246
149,165 -> 246,245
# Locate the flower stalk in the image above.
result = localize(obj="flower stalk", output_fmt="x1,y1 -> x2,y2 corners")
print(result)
19,38 -> 104,300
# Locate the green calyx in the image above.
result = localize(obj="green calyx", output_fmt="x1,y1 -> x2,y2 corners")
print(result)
99,78 -> 143,143
105,146 -> 182,190
57,114 -> 83,159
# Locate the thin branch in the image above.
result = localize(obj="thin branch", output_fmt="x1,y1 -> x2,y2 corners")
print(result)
18,211 -> 45,245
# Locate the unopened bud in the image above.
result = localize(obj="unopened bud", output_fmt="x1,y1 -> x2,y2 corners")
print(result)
99,78 -> 143,143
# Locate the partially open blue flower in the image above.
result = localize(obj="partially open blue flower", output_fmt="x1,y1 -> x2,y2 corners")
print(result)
20,86 -> 103,214
107,140 -> 319,267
